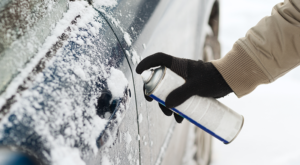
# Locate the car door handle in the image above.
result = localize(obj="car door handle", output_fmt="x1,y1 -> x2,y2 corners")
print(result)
96,87 -> 131,148
96,89 -> 119,119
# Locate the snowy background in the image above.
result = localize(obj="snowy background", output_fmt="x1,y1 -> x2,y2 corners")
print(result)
210,0 -> 300,165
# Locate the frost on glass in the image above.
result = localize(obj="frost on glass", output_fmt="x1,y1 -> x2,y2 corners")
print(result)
92,0 -> 160,66
0,0 -> 68,94
0,2 -> 131,164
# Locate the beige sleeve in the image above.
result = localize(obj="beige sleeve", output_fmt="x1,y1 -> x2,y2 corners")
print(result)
212,0 -> 300,98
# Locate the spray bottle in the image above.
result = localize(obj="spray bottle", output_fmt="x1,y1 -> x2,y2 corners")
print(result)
141,66 -> 244,144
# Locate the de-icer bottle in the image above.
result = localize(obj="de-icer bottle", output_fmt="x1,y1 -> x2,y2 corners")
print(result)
141,66 -> 244,144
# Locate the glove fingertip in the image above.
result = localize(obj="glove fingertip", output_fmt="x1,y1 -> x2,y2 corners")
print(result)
136,53 -> 173,74
136,65 -> 144,74
158,103 -> 173,116
174,114 -> 184,123
145,95 -> 153,102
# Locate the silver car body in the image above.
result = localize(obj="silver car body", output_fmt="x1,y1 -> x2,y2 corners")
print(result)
0,0 -> 218,164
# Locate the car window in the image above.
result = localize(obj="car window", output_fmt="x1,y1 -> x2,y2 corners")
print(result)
0,0 -> 68,95
92,0 -> 161,66
0,2 -> 139,164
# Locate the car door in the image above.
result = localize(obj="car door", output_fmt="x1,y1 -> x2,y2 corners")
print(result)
0,1 -> 139,164
93,1 -> 176,164
94,0 -> 213,164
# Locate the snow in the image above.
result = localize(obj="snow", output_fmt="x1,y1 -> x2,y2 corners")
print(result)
125,50 -> 131,58
128,154 -> 132,160
102,155 -> 112,165
93,0 -> 117,9
107,67 -> 129,98
125,131 -> 132,151
125,131 -> 132,144
124,32 -> 132,46
139,113 -> 143,123
51,147 -> 85,165
211,0 -> 300,165
131,49 -> 141,65
73,67 -> 86,80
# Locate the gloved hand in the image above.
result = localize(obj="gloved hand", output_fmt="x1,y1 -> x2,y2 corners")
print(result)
136,53 -> 233,123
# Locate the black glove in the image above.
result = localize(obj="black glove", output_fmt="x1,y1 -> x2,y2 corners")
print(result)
136,53 -> 233,123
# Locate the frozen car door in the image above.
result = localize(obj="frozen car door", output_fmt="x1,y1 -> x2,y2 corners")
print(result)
92,1 -> 177,164
93,0 -> 207,164
0,1 -> 139,164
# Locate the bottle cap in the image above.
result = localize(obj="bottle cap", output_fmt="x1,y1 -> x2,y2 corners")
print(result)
141,70 -> 153,83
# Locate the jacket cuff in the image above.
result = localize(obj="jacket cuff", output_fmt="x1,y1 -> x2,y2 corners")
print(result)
211,43 -> 269,98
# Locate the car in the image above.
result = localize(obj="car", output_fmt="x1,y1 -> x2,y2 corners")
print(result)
0,0 -> 220,164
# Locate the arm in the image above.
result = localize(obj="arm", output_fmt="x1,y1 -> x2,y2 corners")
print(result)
212,0 -> 300,97
135,0 -> 300,123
